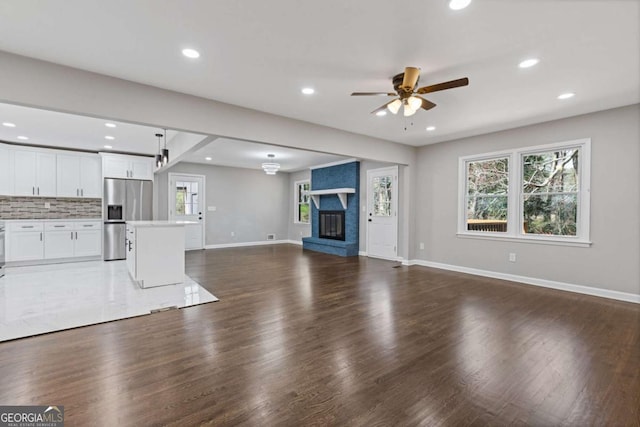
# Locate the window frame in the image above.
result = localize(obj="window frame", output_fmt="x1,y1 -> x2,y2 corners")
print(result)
294,180 -> 310,224
457,138 -> 591,247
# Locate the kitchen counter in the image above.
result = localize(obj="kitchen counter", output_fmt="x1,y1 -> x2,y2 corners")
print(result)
2,218 -> 102,222
126,222 -> 188,288
125,220 -> 197,228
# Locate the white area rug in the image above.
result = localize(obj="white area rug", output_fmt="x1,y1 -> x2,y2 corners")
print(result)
0,260 -> 218,342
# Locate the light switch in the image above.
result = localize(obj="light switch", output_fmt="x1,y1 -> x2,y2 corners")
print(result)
208,206 -> 217,211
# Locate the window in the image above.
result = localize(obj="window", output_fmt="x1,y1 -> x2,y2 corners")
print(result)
175,180 -> 199,215
295,180 -> 310,223
372,175 -> 393,216
458,138 -> 590,246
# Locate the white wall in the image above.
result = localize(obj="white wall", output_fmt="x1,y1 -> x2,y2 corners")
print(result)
414,104 -> 640,295
156,163 -> 289,246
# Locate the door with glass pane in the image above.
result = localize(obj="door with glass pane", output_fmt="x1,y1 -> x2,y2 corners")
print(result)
168,173 -> 205,250
367,166 -> 398,260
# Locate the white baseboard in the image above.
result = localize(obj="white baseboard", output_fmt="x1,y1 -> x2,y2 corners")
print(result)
358,251 -> 367,257
407,259 -> 640,304
205,240 -> 298,249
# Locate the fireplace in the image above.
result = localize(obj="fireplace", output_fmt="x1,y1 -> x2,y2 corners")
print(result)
319,210 -> 345,241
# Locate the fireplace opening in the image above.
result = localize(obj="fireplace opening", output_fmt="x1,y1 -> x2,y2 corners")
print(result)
319,210 -> 345,241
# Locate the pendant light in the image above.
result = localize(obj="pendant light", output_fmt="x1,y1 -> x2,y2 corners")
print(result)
262,154 -> 280,175
162,129 -> 169,166
155,133 -> 163,168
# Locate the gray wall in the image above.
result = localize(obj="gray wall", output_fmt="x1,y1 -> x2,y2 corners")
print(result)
287,170 -> 311,243
156,162 -> 289,246
414,104 -> 640,295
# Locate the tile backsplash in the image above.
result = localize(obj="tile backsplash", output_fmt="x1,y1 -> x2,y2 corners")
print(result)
0,196 -> 102,219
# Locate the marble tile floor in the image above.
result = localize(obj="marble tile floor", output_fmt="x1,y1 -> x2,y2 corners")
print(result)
0,260 -> 218,342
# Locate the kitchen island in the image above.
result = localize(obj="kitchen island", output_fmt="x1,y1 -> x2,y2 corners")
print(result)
126,221 -> 196,288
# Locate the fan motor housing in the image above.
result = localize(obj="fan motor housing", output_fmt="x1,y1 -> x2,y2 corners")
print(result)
392,72 -> 417,97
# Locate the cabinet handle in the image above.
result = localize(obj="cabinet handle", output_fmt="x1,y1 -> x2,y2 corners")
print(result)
75,232 -> 78,240
40,232 -> 42,241
54,225 -> 65,228
21,225 -> 34,229
81,189 -> 84,196
32,186 -> 35,195
76,189 -> 79,196
37,187 -> 40,195
71,231 -> 73,240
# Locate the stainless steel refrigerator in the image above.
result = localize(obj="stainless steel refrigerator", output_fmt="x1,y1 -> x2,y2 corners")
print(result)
103,178 -> 153,260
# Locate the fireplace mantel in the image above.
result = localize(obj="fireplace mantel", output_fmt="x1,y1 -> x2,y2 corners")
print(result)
308,188 -> 355,210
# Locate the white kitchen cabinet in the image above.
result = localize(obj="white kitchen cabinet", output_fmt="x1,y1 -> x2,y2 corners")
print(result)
7,220 -> 102,264
13,150 -> 57,197
57,153 -> 102,198
74,221 -> 102,257
0,143 -> 11,195
102,154 -> 154,180
8,222 -> 45,262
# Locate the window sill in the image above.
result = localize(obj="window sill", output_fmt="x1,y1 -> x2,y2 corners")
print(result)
456,232 -> 592,248
293,221 -> 310,225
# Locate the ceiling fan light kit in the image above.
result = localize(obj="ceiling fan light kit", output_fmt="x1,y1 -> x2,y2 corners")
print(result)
351,66 -> 469,118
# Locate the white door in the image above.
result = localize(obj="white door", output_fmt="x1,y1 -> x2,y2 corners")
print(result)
102,156 -> 130,179
44,230 -> 75,259
0,144 -> 11,195
74,230 -> 102,257
130,157 -> 154,180
366,166 -> 399,260
169,173 -> 205,250
79,155 -> 102,198
36,152 -> 57,196
13,150 -> 37,196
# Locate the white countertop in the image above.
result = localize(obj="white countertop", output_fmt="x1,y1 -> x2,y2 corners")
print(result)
2,218 -> 102,222
126,220 -> 198,228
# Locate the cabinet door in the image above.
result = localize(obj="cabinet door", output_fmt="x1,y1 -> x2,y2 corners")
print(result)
79,155 -> 102,198
126,226 -> 136,278
103,156 -> 130,179
44,230 -> 75,259
56,154 -> 81,197
36,152 -> 57,196
0,144 -> 11,195
130,157 -> 154,180
13,150 -> 37,196
8,231 -> 44,261
74,229 -> 102,257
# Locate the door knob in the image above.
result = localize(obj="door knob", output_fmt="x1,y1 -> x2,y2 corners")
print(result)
368,219 -> 372,222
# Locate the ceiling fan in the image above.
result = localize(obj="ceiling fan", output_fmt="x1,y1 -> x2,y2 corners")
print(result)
351,67 -> 469,116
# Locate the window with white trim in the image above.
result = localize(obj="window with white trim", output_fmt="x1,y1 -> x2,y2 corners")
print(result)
294,180 -> 310,223
458,138 -> 591,245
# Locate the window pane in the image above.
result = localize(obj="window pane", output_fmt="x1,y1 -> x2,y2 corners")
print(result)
467,195 -> 508,232
523,194 -> 577,236
299,203 -> 309,223
467,158 -> 508,196
523,149 -> 578,193
373,176 -> 392,216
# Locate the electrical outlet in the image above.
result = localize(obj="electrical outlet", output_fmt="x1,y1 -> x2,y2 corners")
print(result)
419,242 -> 425,250
231,231 -> 235,237
509,253 -> 516,262
44,202 -> 51,209
208,206 -> 217,211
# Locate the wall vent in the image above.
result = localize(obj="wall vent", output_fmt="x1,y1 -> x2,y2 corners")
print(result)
267,234 -> 276,241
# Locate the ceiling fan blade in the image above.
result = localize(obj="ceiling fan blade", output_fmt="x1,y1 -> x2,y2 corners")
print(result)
416,77 -> 469,94
401,67 -> 420,91
418,96 -> 437,110
371,99 -> 398,114
351,92 -> 396,96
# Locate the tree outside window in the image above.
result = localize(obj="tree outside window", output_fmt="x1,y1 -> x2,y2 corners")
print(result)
295,181 -> 310,223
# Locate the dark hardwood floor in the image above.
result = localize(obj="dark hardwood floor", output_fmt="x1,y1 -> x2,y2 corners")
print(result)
1,245 -> 638,426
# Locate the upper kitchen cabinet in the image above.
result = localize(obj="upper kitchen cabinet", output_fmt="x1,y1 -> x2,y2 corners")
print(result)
13,149 -> 56,197
0,143 -> 11,195
57,153 -> 102,198
102,153 -> 154,180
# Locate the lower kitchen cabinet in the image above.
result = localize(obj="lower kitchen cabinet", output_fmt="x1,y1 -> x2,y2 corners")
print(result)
7,220 -> 102,263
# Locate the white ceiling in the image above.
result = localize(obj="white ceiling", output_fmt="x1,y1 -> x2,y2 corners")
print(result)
0,1 -> 638,147
185,138 -> 349,172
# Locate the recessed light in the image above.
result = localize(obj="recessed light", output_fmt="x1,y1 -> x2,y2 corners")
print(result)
426,126 -> 436,131
2,122 -> 16,127
519,58 -> 539,68
105,135 -> 115,140
105,123 -> 117,128
104,145 -> 113,149
17,136 -> 29,140
376,111 -> 387,117
557,92 -> 575,100
301,87 -> 315,95
205,157 -> 212,161
182,48 -> 200,59
449,0 -> 471,10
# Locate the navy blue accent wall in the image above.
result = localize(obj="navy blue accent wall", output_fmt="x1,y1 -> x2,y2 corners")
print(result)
303,161 -> 359,256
